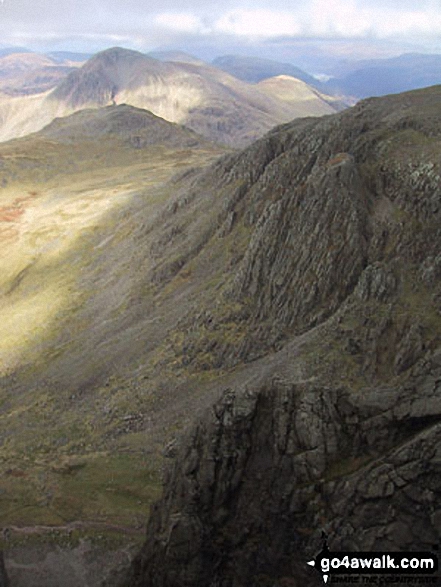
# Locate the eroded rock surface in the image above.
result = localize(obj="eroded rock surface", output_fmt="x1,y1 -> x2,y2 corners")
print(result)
122,86 -> 441,586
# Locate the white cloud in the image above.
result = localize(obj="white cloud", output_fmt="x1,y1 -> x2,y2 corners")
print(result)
307,0 -> 441,38
151,4 -> 441,42
2,1 -> 441,53
308,0 -> 372,37
154,12 -> 207,34
214,9 -> 302,37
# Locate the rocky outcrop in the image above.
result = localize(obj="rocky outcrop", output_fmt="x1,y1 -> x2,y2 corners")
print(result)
125,353 -> 441,586
156,86 -> 441,372
122,86 -> 441,587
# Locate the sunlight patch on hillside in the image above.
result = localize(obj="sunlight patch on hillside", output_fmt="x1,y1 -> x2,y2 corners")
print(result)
0,183 -> 134,374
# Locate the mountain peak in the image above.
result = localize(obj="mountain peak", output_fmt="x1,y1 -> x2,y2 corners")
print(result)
50,46 -> 155,107
87,46 -> 149,65
39,103 -> 205,148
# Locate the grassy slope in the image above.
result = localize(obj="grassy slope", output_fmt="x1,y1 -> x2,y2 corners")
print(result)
4,86 -> 440,547
0,108 -> 226,533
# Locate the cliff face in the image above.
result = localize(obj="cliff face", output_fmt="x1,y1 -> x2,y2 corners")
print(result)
153,86 -> 441,372
127,371 -> 441,587
123,86 -> 441,586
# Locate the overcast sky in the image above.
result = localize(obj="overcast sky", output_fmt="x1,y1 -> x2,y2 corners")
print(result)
1,0 -> 440,62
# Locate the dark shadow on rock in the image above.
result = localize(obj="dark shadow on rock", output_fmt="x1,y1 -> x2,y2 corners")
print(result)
0,552 -> 9,587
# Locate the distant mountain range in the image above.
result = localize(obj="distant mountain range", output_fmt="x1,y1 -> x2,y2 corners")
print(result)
211,52 -> 441,100
0,50 -> 87,96
0,45 -> 439,99
212,54 -> 321,87
327,52 -> 441,98
0,46 -> 438,149
0,47 -> 340,147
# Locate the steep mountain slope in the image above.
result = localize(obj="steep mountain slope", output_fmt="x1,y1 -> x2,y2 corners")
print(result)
0,47 -> 339,147
112,85 -> 441,586
257,75 -> 342,116
0,66 -> 75,96
2,84 -> 441,585
0,105 -> 225,564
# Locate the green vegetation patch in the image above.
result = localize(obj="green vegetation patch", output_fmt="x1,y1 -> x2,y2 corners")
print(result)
52,453 -> 161,525
0,451 -> 161,529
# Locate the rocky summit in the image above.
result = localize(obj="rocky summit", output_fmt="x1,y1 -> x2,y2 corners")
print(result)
120,86 -> 441,586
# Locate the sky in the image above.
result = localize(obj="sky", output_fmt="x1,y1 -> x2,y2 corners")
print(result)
0,0 -> 440,69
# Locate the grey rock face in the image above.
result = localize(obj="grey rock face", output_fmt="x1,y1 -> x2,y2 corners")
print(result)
123,86 -> 441,586
163,87 -> 441,372
126,365 -> 441,586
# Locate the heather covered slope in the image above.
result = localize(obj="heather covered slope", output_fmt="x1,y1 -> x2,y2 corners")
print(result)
0,47 -> 341,147
121,85 -> 441,586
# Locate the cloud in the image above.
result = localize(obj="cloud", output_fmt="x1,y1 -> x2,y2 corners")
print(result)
306,0 -> 441,38
214,9 -> 302,37
154,12 -> 208,35
209,2 -> 441,40
0,0 -> 440,53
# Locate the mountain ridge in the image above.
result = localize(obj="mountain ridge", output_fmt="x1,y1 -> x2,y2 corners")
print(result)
113,84 -> 441,587
0,46 -> 341,147
212,54 -> 323,88
1,78 -> 440,585
327,52 -> 441,98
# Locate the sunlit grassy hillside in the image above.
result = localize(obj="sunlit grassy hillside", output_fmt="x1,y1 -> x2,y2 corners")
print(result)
0,105 -> 225,533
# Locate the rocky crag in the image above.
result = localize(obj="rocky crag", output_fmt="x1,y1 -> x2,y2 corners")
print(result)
121,86 -> 441,586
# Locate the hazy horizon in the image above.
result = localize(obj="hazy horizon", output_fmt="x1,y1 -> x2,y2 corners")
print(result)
1,0 -> 441,74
